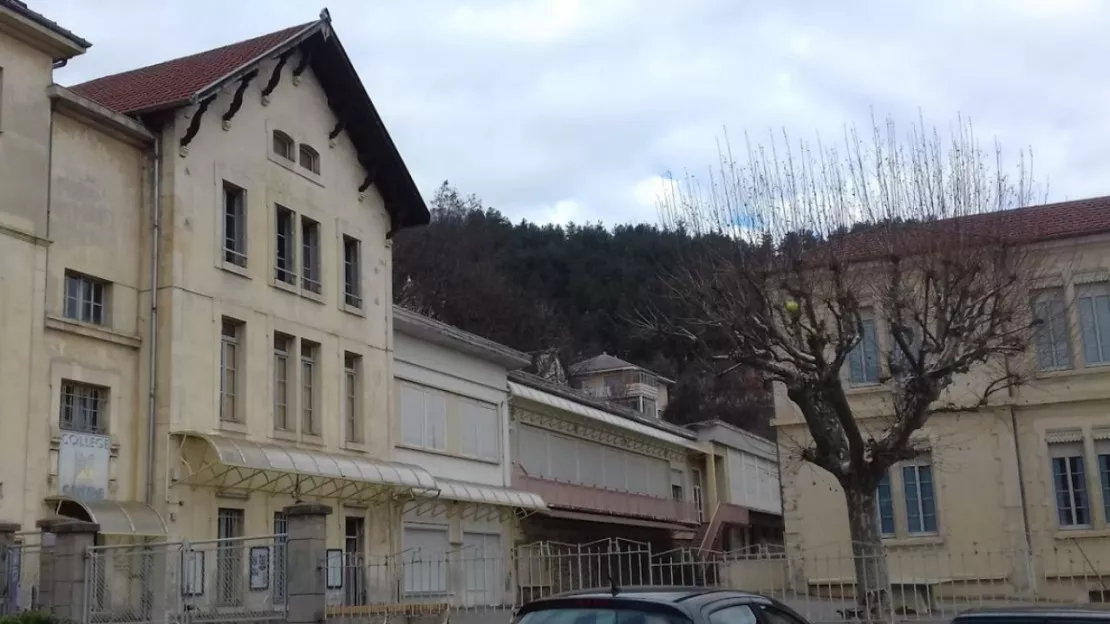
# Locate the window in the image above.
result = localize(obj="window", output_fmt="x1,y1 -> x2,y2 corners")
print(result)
301,217 -> 322,294
1050,441 -> 1090,528
757,606 -> 809,624
220,318 -> 243,423
345,352 -> 362,443
299,144 -> 320,174
344,517 -> 367,605
399,383 -> 447,450
274,205 -> 296,284
342,235 -> 362,308
1077,282 -> 1110,366
708,605 -> 759,624
273,334 -> 292,431
671,468 -> 686,502
402,526 -> 449,595
516,610 -> 688,624
301,341 -> 319,435
516,424 -> 672,497
458,400 -> 499,460
903,461 -> 937,534
1031,287 -> 1071,370
216,509 -> 244,606
59,381 -> 107,434
876,471 -> 895,536
222,182 -> 247,268
888,323 -> 919,373
643,396 -> 658,417
462,532 -> 502,606
847,308 -> 879,384
272,130 -> 294,161
64,271 -> 108,325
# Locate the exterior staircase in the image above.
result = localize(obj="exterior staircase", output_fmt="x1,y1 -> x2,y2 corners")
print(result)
693,503 -> 725,551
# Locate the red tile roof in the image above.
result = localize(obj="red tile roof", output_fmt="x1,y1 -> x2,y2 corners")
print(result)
70,22 -> 315,114
821,195 -> 1110,264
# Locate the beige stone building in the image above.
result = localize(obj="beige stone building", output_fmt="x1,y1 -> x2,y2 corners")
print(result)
0,2 -> 489,555
776,199 -> 1110,604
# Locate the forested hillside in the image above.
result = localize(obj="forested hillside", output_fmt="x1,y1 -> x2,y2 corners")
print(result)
391,182 -> 774,436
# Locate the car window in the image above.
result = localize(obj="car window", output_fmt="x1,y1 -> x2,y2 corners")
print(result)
709,605 -> 760,624
516,608 -> 689,624
757,606 -> 809,624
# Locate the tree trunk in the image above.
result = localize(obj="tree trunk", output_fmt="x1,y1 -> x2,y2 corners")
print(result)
844,484 -> 893,624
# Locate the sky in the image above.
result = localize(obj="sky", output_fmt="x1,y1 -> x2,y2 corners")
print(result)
41,0 -> 1110,227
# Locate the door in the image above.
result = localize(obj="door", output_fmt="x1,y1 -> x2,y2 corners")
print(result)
216,508 -> 245,607
344,517 -> 366,605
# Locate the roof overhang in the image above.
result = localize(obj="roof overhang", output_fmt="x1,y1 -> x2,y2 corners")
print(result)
174,432 -> 439,503
508,381 -> 703,451
47,497 -> 167,537
0,1 -> 89,61
48,85 -> 155,147
393,306 -> 531,369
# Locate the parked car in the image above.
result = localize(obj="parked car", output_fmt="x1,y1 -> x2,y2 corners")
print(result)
952,606 -> 1110,624
512,587 -> 814,624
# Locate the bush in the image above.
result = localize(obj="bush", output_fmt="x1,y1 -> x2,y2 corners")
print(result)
0,612 -> 67,624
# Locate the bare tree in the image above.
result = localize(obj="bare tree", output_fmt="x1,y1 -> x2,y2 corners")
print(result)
648,117 -> 1043,619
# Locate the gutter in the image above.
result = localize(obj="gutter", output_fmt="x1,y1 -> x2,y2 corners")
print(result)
144,135 -> 162,505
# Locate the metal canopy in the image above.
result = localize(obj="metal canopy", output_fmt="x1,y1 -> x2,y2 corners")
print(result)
436,478 -> 547,510
48,497 -> 167,537
175,432 -> 439,502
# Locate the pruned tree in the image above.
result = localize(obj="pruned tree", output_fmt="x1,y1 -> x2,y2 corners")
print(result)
646,116 -> 1045,619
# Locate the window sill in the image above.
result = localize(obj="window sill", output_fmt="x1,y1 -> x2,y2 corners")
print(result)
343,440 -> 368,454
45,315 -> 141,349
270,428 -> 298,443
218,261 -> 251,279
1035,366 -> 1110,381
267,152 -> 325,188
845,383 -> 886,395
341,302 -> 366,318
272,277 -> 298,294
1055,527 -> 1110,540
300,288 -> 325,305
882,534 -> 944,547
395,443 -> 501,466
219,419 -> 247,434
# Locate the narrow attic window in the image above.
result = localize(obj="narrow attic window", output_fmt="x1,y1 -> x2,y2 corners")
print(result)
299,144 -> 320,175
272,130 -> 295,161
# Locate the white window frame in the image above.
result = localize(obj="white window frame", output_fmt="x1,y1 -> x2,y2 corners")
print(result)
1077,282 -> 1110,367
1030,286 -> 1072,371
847,308 -> 880,385
64,271 -> 109,326
401,524 -> 449,596
399,382 -> 447,451
1050,440 -> 1091,529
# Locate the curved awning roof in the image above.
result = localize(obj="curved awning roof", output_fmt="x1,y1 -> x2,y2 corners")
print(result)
175,432 -> 439,502
48,497 -> 167,537
436,478 -> 546,510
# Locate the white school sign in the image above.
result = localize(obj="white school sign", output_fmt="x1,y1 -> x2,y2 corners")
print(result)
58,432 -> 110,500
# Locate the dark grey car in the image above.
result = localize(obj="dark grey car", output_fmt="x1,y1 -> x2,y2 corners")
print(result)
513,587 -> 815,624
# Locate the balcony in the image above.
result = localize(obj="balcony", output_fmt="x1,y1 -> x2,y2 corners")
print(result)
513,468 -> 698,525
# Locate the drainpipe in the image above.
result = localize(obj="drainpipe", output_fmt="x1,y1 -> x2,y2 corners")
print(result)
1004,357 -> 1034,581
144,136 -> 162,505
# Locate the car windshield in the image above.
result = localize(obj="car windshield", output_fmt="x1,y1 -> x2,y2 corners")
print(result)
516,608 -> 690,624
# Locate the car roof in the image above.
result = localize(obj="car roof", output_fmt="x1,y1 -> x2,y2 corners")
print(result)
955,606 -> 1110,620
517,586 -> 777,619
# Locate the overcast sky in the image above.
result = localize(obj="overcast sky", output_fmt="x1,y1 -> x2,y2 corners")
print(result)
43,0 -> 1110,227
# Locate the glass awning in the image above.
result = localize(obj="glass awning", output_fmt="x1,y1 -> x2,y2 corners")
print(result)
435,478 -> 547,510
175,432 -> 439,502
48,497 -> 167,537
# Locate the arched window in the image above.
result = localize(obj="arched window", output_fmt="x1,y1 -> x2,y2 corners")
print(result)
272,130 -> 295,161
299,144 -> 320,175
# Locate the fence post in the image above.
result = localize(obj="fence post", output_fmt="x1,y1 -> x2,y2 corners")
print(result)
0,521 -> 20,615
283,503 -> 331,624
36,518 -> 98,621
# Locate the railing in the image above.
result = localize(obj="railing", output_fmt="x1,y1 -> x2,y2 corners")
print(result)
513,473 -> 699,523
2,532 -> 47,615
78,536 -> 1110,624
85,534 -> 285,624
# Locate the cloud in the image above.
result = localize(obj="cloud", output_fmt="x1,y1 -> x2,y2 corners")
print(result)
41,0 -> 1110,228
